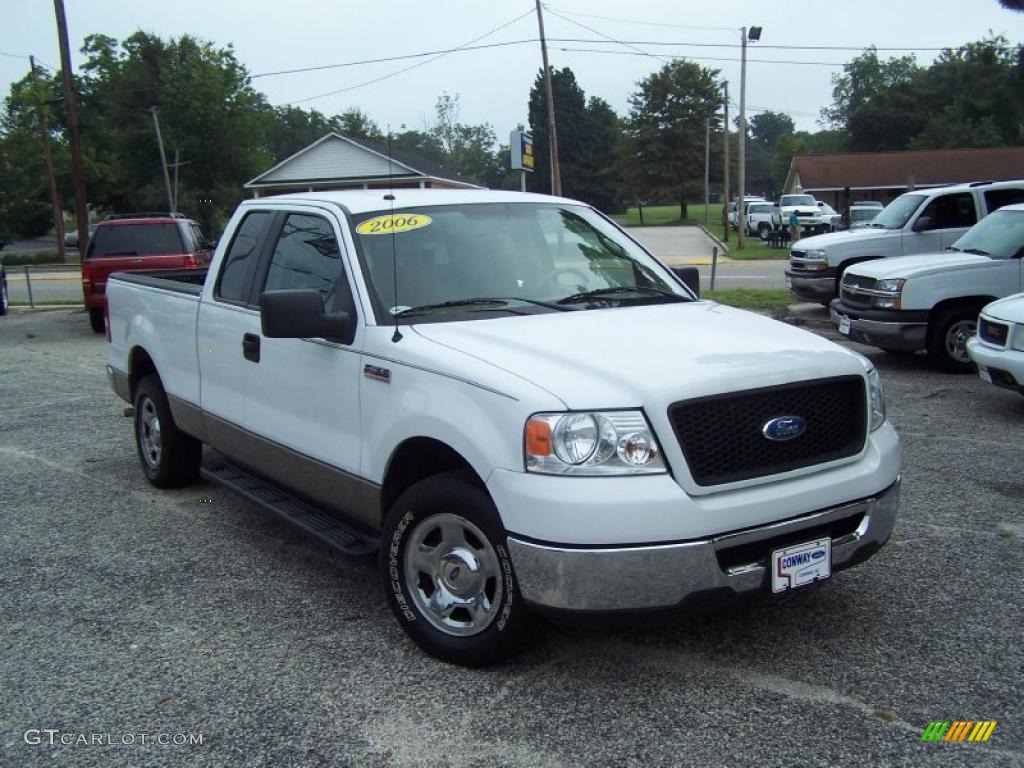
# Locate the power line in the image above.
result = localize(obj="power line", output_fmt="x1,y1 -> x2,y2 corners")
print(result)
286,7 -> 536,104
543,5 -> 736,33
548,37 -> 959,52
252,39 -> 535,79
543,6 -> 662,62
556,46 -> 849,67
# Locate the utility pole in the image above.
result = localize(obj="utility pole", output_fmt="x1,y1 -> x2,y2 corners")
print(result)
30,56 -> 65,260
150,107 -> 175,213
737,28 -> 747,250
723,81 -> 730,243
168,149 -> 192,213
534,0 -> 561,195
704,116 -> 710,228
53,0 -> 89,255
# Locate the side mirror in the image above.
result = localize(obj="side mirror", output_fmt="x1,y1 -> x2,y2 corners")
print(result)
260,289 -> 353,343
671,266 -> 700,298
912,215 -> 933,232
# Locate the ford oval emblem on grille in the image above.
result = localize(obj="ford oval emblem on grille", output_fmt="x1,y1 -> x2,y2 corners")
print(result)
762,415 -> 806,441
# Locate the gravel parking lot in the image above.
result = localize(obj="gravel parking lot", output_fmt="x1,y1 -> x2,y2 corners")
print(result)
2,308 -> 1022,768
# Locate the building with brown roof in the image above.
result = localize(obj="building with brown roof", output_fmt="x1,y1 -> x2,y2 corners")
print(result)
783,146 -> 1024,208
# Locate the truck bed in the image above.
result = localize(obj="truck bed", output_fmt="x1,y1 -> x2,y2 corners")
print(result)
108,268 -> 209,296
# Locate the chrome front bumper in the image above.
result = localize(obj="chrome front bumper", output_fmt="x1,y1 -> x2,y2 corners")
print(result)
785,272 -> 835,303
507,478 -> 900,612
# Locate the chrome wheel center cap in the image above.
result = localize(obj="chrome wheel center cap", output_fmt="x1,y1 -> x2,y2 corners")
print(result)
440,548 -> 481,596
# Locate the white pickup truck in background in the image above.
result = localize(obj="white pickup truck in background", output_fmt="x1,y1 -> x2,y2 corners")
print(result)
105,189 -> 901,666
772,194 -> 827,236
787,180 -> 1024,305
830,203 -> 1024,370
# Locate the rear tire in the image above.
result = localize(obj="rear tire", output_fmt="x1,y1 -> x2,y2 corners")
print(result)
381,472 -> 532,667
89,307 -> 104,334
134,374 -> 201,487
0,270 -> 8,316
927,306 -> 978,373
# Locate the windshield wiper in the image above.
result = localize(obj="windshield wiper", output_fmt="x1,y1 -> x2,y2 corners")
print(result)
557,285 -> 686,305
394,296 -> 566,318
960,248 -> 991,256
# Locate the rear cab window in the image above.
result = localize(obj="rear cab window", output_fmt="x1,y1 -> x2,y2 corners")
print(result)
984,187 -> 1024,213
86,223 -> 184,259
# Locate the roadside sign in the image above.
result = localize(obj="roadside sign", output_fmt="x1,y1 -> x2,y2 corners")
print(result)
510,130 -> 534,172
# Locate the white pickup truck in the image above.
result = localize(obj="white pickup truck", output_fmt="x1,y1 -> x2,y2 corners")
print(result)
787,180 -> 1024,305
771,194 -> 827,236
105,189 -> 901,666
830,203 -> 1024,371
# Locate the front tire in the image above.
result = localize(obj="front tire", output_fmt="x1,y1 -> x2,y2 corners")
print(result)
381,473 -> 531,667
134,374 -> 201,487
757,222 -> 770,239
0,270 -> 8,316
89,307 -> 104,333
927,306 -> 978,373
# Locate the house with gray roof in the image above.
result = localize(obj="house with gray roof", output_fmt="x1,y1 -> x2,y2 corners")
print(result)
245,133 -> 482,197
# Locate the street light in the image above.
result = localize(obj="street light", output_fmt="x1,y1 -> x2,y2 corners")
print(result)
737,24 -> 761,249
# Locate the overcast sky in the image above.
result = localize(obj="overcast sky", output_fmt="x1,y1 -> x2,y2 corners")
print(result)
2,0 -> 1020,141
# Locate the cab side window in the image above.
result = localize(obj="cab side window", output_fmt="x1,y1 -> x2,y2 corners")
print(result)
919,193 -> 977,230
216,211 -> 270,303
263,213 -> 355,318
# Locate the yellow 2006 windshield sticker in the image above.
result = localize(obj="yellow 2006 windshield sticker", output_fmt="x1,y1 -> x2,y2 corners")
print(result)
355,213 -> 432,236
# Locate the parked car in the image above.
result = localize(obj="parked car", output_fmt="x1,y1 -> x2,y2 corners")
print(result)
787,180 -> 1024,305
771,194 -> 827,235
0,263 -> 7,316
848,204 -> 883,230
727,196 -> 765,229
64,224 -> 98,250
816,201 -> 843,231
829,202 -> 1024,371
967,293 -> 1024,395
106,189 -> 901,666
82,213 -> 213,333
745,201 -> 776,238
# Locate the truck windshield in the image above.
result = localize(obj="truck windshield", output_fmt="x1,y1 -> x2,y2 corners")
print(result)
948,210 -> 1024,259
351,203 -> 689,322
781,195 -> 815,206
870,194 -> 926,230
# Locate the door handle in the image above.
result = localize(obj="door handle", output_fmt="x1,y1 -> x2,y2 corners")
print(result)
242,333 -> 261,363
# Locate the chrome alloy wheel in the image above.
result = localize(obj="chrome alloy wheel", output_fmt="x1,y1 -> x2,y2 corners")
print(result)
404,512 -> 503,637
138,395 -> 162,469
945,318 -> 977,364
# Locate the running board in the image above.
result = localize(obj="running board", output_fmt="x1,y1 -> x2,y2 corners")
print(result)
200,458 -> 379,557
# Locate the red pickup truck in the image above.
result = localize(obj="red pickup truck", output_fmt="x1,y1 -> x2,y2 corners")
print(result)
83,213 -> 212,332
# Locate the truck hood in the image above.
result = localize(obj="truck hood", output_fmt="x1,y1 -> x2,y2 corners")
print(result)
982,292 -> 1024,323
794,228 -> 894,251
845,251 -> 992,280
412,302 -> 867,408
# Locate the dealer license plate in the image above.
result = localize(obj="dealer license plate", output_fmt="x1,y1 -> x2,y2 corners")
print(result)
978,365 -> 992,384
837,315 -> 851,335
771,538 -> 831,594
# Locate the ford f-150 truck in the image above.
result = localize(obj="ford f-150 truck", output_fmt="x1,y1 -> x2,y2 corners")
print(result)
105,189 -> 901,666
830,203 -> 1024,371
787,180 -> 1024,305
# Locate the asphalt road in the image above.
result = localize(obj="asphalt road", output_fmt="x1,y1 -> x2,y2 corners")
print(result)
1,309 -> 1022,768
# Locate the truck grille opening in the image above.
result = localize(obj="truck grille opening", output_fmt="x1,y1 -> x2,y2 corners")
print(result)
840,275 -> 876,309
979,318 -> 1009,347
668,376 -> 868,487
715,510 -> 865,572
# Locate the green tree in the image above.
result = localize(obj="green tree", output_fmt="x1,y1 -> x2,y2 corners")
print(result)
623,59 -> 722,218
773,133 -> 809,191
76,32 -> 274,232
749,111 -> 795,150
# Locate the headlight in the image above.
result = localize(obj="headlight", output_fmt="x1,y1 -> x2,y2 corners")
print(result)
1012,325 -> 1024,352
871,278 -> 905,310
795,249 -> 828,272
525,410 -> 666,475
867,367 -> 886,431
